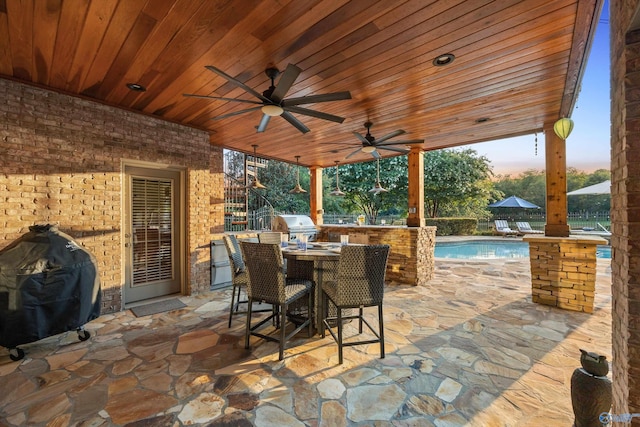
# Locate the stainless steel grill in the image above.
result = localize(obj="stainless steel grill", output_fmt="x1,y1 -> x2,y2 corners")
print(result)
272,215 -> 318,241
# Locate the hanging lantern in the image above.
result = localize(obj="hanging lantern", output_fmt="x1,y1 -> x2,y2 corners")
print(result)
249,145 -> 266,189
369,158 -> 388,194
329,161 -> 345,196
289,155 -> 307,194
553,117 -> 574,140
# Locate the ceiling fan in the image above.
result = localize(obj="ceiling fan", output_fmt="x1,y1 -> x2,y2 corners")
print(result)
184,64 -> 351,134
344,121 -> 424,159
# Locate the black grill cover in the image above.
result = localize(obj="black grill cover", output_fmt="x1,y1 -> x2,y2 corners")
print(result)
0,224 -> 101,348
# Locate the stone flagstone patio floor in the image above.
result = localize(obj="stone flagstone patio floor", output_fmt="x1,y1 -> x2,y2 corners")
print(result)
0,257 -> 612,426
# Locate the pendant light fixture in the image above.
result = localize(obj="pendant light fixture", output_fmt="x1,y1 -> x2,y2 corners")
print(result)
329,160 -> 345,196
289,155 -> 307,194
249,144 -> 266,189
369,158 -> 388,194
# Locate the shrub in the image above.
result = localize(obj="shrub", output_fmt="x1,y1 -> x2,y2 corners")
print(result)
425,217 -> 477,236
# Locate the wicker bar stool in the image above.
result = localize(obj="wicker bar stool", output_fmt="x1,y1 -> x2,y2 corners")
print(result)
222,235 -> 271,327
321,244 -> 390,364
240,242 -> 314,360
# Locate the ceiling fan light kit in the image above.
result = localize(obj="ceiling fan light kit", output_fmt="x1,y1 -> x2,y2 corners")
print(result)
261,104 -> 284,116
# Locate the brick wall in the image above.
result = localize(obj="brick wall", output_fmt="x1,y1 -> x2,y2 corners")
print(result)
611,0 -> 640,421
0,79 -> 224,313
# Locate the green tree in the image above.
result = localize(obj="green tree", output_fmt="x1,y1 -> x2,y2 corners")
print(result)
493,169 -> 546,209
424,149 -> 497,218
567,168 -> 610,212
259,160 -> 310,213
334,156 -> 408,224
494,168 -> 611,213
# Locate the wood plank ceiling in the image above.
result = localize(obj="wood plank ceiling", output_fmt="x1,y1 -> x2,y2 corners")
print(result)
0,0 -> 602,168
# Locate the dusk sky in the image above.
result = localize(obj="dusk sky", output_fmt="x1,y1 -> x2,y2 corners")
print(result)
460,3 -> 611,177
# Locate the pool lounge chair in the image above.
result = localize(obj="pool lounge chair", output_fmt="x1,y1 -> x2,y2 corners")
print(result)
570,226 -> 612,242
516,222 -> 544,235
494,220 -> 518,237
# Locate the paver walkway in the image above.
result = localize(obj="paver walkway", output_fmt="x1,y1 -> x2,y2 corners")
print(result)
0,257 -> 612,426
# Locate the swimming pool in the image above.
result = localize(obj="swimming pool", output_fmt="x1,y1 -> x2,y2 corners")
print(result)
435,240 -> 611,259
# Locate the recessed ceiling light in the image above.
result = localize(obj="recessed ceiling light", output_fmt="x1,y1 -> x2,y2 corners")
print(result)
476,117 -> 490,123
433,53 -> 455,66
126,83 -> 146,92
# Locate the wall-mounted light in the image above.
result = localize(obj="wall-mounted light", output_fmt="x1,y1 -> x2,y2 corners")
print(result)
553,117 -> 574,140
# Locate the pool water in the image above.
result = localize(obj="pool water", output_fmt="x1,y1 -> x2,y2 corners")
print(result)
435,241 -> 611,259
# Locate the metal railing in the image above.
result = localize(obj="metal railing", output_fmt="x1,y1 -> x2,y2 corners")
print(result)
224,173 -> 275,232
476,211 -> 611,232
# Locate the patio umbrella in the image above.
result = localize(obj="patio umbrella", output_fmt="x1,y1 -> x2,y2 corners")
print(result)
567,180 -> 611,196
488,195 -> 540,209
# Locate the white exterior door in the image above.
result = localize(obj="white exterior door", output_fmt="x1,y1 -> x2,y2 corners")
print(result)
124,166 -> 183,303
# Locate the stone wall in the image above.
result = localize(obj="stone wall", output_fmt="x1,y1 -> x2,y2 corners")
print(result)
0,79 -> 223,313
316,225 -> 436,286
611,0 -> 640,420
524,236 -> 606,313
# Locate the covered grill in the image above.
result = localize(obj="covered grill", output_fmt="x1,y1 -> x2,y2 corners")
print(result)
272,215 -> 318,242
0,224 -> 101,360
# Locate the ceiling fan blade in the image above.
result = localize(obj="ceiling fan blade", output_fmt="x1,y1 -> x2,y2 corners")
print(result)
183,93 -> 263,105
375,139 -> 424,146
352,131 -> 369,144
374,129 -> 406,144
281,111 -> 310,134
372,150 -> 381,159
271,63 -> 301,103
377,146 -> 410,154
283,91 -> 352,106
256,114 -> 271,132
211,106 -> 263,120
284,106 -> 345,123
345,148 -> 363,159
205,65 -> 271,103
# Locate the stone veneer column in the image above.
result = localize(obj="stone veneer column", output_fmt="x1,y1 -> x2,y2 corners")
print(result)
316,225 -> 436,286
523,235 -> 607,313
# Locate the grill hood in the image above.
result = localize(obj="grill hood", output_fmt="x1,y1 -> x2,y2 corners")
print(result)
272,215 -> 318,241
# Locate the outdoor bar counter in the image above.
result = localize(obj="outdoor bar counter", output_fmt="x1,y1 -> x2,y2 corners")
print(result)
316,224 -> 436,286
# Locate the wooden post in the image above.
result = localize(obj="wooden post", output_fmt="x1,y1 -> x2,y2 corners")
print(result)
309,166 -> 323,225
544,123 -> 570,236
407,146 -> 424,227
